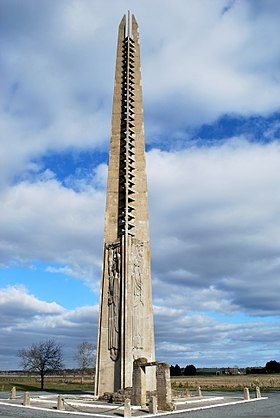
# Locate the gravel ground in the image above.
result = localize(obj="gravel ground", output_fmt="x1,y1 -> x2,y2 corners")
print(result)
168,392 -> 278,418
0,391 -> 278,418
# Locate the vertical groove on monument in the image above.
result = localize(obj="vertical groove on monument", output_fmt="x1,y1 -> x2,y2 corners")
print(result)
95,12 -> 155,396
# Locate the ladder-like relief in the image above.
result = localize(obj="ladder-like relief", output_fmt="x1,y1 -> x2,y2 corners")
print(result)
118,36 -> 137,237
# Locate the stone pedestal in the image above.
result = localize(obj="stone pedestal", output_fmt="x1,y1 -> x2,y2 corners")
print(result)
243,387 -> 250,400
23,392 -> 30,406
57,395 -> 65,411
124,398 -> 131,418
132,358 -> 147,406
256,386 -> 261,398
156,362 -> 173,411
10,387 -> 16,400
149,395 -> 157,414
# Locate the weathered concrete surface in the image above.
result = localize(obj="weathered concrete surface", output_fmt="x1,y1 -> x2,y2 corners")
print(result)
132,358 -> 147,406
156,362 -> 174,411
95,12 -> 155,397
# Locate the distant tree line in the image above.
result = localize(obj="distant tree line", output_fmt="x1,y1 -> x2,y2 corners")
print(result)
170,364 -> 197,376
170,360 -> 280,376
246,360 -> 280,374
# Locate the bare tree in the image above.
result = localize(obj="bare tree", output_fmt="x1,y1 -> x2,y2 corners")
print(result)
75,341 -> 96,377
18,339 -> 64,390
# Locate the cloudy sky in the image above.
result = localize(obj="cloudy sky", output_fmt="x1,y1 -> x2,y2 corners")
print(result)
1,0 -> 280,370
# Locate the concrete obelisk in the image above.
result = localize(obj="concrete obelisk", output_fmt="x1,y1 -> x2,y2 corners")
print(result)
95,12 -> 155,396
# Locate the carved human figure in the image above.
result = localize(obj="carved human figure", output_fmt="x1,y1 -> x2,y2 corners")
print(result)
131,241 -> 144,349
107,244 -> 121,360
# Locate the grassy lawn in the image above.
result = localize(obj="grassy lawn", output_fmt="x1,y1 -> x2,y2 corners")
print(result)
0,376 -> 94,393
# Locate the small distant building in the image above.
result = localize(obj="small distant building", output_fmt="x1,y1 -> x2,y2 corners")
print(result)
196,368 -> 226,376
224,367 -> 242,375
196,367 -> 244,376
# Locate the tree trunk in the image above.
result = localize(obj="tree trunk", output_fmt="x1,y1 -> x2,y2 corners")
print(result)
41,373 -> 44,390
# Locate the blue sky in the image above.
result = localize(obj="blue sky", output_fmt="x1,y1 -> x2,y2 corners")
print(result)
1,0 -> 280,370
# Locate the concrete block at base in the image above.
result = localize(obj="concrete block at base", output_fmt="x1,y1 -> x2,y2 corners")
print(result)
132,358 -> 147,407
124,398 -> 131,418
10,387 -> 16,400
243,387 -> 250,400
23,392 -> 30,406
57,395 -> 65,411
196,386 -> 202,397
156,363 -> 174,411
149,395 -> 157,414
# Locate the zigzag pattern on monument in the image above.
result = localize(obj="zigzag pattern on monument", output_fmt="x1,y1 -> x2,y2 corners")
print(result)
118,35 -> 136,237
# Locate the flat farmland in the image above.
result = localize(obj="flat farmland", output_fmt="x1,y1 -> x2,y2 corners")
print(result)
171,374 -> 280,392
1,373 -> 280,393
0,374 -> 94,392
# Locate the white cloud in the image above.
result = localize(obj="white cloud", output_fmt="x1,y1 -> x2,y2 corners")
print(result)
154,307 -> 280,367
147,140 -> 280,315
1,139 -> 280,319
0,176 -> 105,288
0,285 -> 64,318
1,284 -> 279,369
0,285 -> 97,369
141,0 -> 280,134
1,0 -> 280,368
1,0 -> 280,182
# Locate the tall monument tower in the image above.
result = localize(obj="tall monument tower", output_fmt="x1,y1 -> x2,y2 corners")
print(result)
95,13 -> 155,396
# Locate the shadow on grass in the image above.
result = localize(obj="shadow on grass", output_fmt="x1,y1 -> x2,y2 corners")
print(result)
1,383 -> 94,395
45,388 -> 94,395
4,383 -> 41,392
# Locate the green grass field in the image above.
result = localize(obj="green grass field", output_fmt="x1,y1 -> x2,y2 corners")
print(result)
0,374 -> 94,393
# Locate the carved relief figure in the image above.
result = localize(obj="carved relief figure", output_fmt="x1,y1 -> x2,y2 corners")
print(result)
107,243 -> 121,361
131,240 -> 144,349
